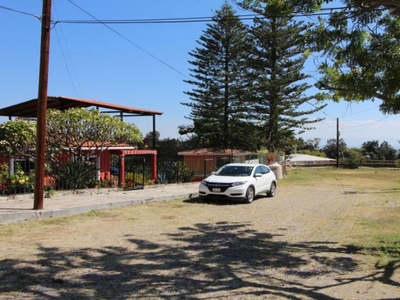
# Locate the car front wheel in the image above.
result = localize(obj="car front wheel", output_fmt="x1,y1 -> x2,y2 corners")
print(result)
244,186 -> 255,203
267,182 -> 276,197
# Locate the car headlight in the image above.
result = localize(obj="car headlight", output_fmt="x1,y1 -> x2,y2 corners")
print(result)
201,179 -> 208,185
231,181 -> 247,187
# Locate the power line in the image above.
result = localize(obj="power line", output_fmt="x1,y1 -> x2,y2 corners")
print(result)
56,15 -> 252,25
0,2 -> 349,83
54,26 -> 82,97
64,0 -> 190,79
340,103 -> 381,119
54,7 -> 349,25
55,10 -> 341,25
53,3 -> 83,97
0,4 -> 349,25
0,4 -> 40,19
344,115 -> 391,129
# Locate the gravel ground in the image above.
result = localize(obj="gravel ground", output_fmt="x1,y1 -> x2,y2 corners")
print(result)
0,185 -> 399,299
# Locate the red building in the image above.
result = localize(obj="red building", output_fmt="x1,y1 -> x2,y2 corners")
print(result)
0,96 -> 162,186
178,148 -> 253,181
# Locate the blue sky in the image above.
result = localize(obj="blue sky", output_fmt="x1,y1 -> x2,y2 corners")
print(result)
1,0 -> 399,149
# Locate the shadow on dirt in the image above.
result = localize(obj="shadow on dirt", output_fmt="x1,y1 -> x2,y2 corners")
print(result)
1,221 -> 400,298
184,196 -> 269,205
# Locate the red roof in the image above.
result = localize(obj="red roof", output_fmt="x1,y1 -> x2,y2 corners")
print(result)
0,96 -> 163,118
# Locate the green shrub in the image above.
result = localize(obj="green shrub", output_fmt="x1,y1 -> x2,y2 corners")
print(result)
176,161 -> 195,182
0,163 -> 34,194
395,159 -> 400,168
340,149 -> 365,169
53,160 -> 98,190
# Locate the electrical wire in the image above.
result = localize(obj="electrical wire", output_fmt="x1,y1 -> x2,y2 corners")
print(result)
53,3 -> 83,98
344,115 -> 391,128
0,2 -> 351,85
0,3 -> 350,25
3,2 -> 395,143
55,10 -> 344,25
340,103 -> 381,119
0,5 -> 40,19
64,0 -> 190,79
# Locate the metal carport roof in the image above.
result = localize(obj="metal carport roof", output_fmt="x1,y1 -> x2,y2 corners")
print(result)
0,96 -> 163,119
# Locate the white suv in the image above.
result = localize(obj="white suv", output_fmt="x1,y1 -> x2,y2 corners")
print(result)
198,163 -> 277,203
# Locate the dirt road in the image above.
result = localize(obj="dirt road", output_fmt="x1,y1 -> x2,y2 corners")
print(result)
1,185 -> 399,299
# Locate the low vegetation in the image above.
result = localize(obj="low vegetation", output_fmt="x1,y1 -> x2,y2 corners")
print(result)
281,167 -> 400,262
1,167 -> 399,298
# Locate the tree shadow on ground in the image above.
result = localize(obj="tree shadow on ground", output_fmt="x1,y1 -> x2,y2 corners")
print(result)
1,221 -> 400,299
183,195 -> 269,206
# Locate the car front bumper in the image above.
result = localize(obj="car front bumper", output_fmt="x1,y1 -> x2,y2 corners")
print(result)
198,183 -> 247,200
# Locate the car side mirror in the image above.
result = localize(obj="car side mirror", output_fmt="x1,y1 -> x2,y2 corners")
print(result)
254,173 -> 262,177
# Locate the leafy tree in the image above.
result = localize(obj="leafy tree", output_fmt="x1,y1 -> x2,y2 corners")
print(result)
293,137 -> 326,157
145,130 -> 161,149
312,7 -> 400,114
46,108 -> 142,189
379,141 -> 397,160
246,1 -> 326,152
296,137 -> 321,151
181,2 -> 254,150
361,140 -> 380,160
237,0 -> 400,113
236,0 -> 324,13
0,110 -> 143,189
322,138 -> 347,159
46,108 -> 142,159
362,140 -> 397,160
0,120 -> 36,158
156,138 -> 186,159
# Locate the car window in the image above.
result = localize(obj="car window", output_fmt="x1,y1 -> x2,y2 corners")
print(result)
261,166 -> 270,174
243,167 -> 254,176
216,166 -> 253,176
254,165 -> 270,175
254,166 -> 263,174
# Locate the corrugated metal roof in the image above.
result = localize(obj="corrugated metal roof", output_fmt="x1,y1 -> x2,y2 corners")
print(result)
0,96 -> 163,118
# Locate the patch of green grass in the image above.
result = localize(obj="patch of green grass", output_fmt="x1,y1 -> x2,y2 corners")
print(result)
282,167 -> 400,260
35,209 -> 118,226
281,167 -> 336,185
281,167 -> 400,191
0,224 -> 17,236
353,209 -> 400,260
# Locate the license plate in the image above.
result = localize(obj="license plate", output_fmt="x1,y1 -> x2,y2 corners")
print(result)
212,188 -> 221,192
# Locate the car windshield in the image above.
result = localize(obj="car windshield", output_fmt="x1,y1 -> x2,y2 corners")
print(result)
216,165 -> 254,177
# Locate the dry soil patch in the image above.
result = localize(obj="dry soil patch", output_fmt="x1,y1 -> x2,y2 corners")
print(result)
0,185 -> 399,299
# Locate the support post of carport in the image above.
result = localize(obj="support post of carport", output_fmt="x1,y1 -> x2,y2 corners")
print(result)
152,153 -> 157,182
152,115 -> 156,149
119,154 -> 125,187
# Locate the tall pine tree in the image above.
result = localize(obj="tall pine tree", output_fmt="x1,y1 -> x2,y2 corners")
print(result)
246,3 -> 326,152
180,2 -> 254,150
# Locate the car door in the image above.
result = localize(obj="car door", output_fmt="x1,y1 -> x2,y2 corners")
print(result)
260,165 -> 274,192
253,165 -> 269,193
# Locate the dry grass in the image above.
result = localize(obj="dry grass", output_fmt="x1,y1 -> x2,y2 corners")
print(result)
1,167 -> 400,299
281,167 -> 400,261
282,167 -> 400,190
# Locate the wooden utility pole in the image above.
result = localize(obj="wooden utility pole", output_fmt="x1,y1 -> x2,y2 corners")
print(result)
34,0 -> 52,210
336,118 -> 340,168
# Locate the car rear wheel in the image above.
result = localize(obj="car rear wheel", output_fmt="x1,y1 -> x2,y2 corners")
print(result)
267,181 -> 276,197
244,186 -> 255,203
